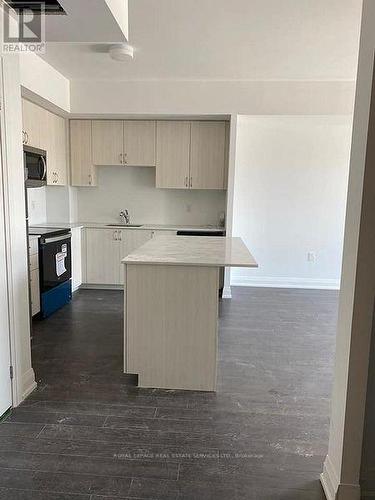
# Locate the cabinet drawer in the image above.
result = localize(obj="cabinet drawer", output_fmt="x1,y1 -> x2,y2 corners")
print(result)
29,253 -> 39,271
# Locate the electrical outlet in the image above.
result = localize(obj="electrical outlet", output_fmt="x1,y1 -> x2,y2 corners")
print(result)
307,252 -> 316,262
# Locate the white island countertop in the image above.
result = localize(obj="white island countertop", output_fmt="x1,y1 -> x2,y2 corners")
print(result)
122,235 -> 258,268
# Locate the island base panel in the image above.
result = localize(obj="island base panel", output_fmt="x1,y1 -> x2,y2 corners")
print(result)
125,264 -> 219,391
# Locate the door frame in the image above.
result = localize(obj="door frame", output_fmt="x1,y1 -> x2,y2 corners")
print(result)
0,79 -> 13,415
0,56 -> 36,408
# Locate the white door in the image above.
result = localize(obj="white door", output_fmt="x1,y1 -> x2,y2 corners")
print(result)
0,125 -> 12,416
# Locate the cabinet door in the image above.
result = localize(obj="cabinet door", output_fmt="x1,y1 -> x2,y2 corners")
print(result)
85,229 -> 120,285
123,121 -> 156,167
71,227 -> 82,291
119,230 -> 152,283
44,110 -> 56,185
70,120 -> 96,187
92,120 -> 123,166
54,114 -> 68,186
45,112 -> 67,186
156,121 -> 190,188
190,121 -> 226,189
22,99 -> 41,148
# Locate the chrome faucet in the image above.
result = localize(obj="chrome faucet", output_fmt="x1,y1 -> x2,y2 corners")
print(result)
119,210 -> 130,225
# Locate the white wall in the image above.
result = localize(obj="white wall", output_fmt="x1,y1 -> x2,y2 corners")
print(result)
19,53 -> 70,112
71,80 -> 355,116
76,166 -> 226,226
231,115 -> 353,289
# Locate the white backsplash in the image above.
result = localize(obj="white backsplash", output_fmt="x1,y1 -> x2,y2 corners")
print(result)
27,186 -> 47,225
76,166 -> 226,226
30,167 -> 226,227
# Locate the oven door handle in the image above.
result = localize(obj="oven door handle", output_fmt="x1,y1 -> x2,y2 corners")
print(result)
41,234 -> 71,245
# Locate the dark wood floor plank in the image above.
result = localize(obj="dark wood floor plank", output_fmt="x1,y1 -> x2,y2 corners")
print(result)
0,487 -> 89,500
0,287 -> 337,499
0,468 -> 131,497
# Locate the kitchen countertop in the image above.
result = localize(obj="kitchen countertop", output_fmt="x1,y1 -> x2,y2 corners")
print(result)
122,235 -> 257,268
37,222 -> 225,232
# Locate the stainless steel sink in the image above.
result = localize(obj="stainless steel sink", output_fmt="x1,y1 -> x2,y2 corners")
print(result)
106,224 -> 143,228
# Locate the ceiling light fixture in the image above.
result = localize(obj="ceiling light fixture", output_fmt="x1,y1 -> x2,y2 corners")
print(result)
109,43 -> 134,62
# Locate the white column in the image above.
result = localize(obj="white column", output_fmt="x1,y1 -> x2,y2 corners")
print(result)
321,1 -> 375,498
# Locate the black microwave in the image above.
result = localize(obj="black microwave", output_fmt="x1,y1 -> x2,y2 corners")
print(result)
24,145 -> 47,188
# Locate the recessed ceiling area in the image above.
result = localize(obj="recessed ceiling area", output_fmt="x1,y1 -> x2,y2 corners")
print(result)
39,0 -> 362,82
36,0 -> 129,43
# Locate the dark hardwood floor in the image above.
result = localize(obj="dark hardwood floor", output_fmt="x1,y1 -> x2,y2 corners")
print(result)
0,287 -> 337,499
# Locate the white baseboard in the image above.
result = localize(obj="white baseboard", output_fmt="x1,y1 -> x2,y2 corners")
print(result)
231,275 -> 340,290
222,286 -> 232,299
320,456 -> 361,500
20,367 -> 37,403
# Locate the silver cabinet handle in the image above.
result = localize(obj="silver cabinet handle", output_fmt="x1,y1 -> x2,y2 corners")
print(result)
118,230 -> 122,241
185,176 -> 188,187
124,152 -> 128,165
25,131 -> 29,144
88,173 -> 92,185
22,131 -> 25,143
119,153 -> 123,164
189,176 -> 192,188
114,230 -> 118,241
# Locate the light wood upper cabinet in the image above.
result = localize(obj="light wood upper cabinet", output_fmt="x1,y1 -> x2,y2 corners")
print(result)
123,121 -> 156,166
22,99 -> 43,148
70,120 -> 97,187
22,99 -> 67,186
156,121 -> 191,188
46,113 -> 67,186
92,120 -> 123,166
190,121 -> 226,190
156,120 -> 228,190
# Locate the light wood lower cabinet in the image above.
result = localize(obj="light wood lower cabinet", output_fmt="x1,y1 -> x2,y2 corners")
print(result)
84,228 -> 157,285
85,229 -> 121,285
28,236 -> 40,317
71,227 -> 83,291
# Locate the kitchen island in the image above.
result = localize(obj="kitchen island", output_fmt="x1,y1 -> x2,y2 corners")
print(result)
122,235 -> 257,391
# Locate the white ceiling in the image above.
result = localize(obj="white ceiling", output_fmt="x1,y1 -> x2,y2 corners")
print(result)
40,0 -> 362,81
